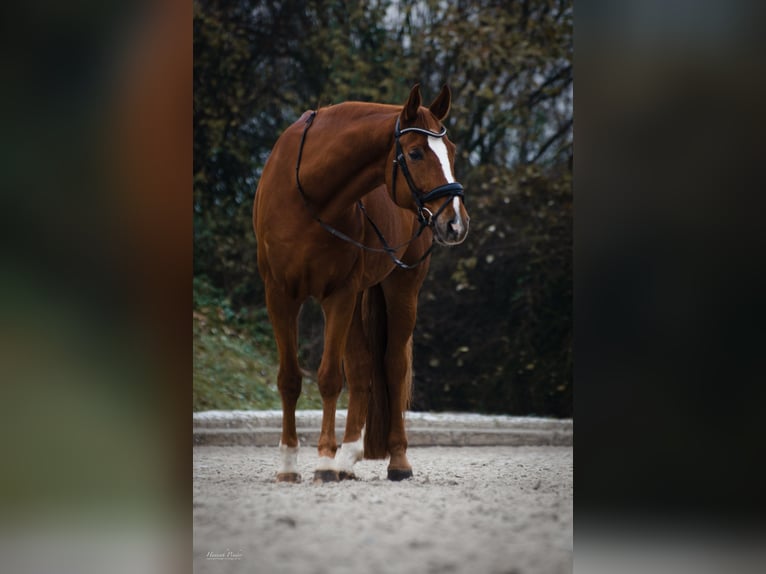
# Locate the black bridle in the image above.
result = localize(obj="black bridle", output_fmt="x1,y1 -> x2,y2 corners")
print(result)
392,116 -> 465,227
294,110 -> 465,270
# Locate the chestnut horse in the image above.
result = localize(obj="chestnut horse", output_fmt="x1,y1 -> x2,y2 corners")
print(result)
253,84 -> 469,482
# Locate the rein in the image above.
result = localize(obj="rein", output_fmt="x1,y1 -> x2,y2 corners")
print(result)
295,110 -> 462,270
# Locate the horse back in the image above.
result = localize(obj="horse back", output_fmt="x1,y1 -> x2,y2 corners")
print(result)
253,112 -> 313,238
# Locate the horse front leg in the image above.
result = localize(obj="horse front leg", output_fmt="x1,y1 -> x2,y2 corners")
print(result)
336,293 -> 371,480
264,283 -> 303,483
313,290 -> 357,483
383,333 -> 415,481
381,270 -> 427,481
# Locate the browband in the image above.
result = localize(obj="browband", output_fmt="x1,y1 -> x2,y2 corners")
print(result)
396,122 -> 447,138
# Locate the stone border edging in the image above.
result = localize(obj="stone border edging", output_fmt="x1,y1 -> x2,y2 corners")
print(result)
193,410 -> 572,447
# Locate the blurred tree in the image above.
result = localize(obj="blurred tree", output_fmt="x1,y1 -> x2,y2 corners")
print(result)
193,0 -> 572,416
388,0 -> 573,415
194,0 -> 403,304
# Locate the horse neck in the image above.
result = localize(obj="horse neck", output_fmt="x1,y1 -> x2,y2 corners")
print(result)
306,104 -> 397,219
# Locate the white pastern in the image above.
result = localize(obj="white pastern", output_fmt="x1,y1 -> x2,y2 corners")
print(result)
316,456 -> 337,471
278,442 -> 299,474
335,435 -> 365,474
427,136 -> 455,183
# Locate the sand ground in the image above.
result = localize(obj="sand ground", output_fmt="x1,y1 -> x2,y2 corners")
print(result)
193,445 -> 572,574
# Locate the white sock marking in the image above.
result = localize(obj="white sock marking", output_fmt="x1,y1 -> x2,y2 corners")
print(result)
316,456 -> 337,471
278,442 -> 299,474
335,435 -> 365,474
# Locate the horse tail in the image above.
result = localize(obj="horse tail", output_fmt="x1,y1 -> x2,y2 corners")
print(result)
363,283 -> 390,459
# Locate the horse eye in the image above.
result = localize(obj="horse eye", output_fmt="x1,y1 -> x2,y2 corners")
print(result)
408,149 -> 424,161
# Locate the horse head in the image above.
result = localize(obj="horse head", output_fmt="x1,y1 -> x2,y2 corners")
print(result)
389,84 -> 470,246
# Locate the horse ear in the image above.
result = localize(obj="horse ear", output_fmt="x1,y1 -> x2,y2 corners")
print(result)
428,84 -> 451,121
402,83 -> 422,123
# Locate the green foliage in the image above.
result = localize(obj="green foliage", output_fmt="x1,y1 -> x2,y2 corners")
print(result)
416,164 -> 572,415
194,0 -> 572,416
193,276 -> 348,411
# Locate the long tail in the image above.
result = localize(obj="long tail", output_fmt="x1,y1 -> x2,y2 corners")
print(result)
363,283 -> 390,459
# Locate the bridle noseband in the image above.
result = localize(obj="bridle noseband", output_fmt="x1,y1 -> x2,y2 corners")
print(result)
294,110 -> 465,270
392,117 -> 465,227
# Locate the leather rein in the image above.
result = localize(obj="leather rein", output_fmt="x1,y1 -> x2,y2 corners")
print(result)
294,110 -> 465,270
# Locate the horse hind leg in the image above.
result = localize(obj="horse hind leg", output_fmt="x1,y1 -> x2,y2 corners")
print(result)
335,294 -> 371,480
313,290 -> 357,483
265,283 -> 303,483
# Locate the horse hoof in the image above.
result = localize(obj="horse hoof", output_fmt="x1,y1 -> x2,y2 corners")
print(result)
313,469 -> 340,483
338,471 -> 357,481
387,468 -> 413,481
276,472 -> 301,483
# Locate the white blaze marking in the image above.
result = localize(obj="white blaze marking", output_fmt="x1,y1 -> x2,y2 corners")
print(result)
335,434 -> 365,474
278,442 -> 299,474
428,136 -> 463,232
452,196 -> 464,234
427,136 -> 455,183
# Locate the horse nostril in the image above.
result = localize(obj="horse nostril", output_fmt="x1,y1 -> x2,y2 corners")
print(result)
448,219 -> 457,234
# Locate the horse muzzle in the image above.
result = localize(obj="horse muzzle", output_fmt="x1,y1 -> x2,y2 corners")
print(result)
431,196 -> 470,246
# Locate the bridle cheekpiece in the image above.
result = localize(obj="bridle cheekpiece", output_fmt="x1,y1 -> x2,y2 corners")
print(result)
294,109 -> 466,270
392,117 -> 465,227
